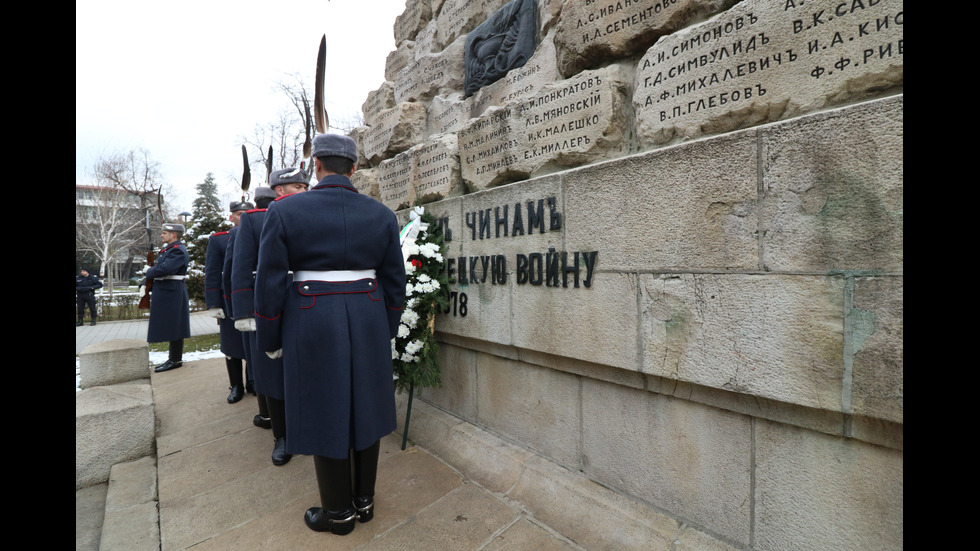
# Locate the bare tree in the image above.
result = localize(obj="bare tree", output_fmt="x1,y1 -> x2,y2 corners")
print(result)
79,148 -> 169,293
239,73 -> 348,185
76,184 -> 158,294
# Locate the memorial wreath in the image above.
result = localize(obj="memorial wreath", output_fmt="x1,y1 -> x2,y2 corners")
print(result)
393,207 -> 449,394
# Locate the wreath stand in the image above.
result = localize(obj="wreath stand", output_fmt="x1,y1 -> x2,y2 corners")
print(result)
400,314 -> 434,450
401,381 -> 415,450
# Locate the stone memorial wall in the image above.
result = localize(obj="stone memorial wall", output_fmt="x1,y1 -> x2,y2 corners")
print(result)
348,0 -> 903,548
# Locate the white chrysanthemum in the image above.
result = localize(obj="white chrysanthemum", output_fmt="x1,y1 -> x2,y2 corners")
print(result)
404,242 -> 420,257
391,340 -> 399,359
397,324 -> 410,338
417,273 -> 431,283
401,309 -> 419,328
418,243 -> 438,258
405,283 -> 415,296
405,261 -> 416,274
400,352 -> 419,363
405,339 -> 424,355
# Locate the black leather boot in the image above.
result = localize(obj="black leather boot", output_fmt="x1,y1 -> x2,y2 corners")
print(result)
352,440 -> 380,523
154,341 -> 184,372
253,394 -> 272,428
305,455 -> 356,534
272,436 -> 292,466
268,396 -> 286,435
226,357 -> 244,403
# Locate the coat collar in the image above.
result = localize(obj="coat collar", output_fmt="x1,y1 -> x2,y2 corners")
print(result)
312,174 -> 359,193
160,240 -> 182,254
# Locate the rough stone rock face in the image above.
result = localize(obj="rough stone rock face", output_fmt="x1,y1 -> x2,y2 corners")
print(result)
395,35 -> 467,104
362,81 -> 396,128
350,165 -> 379,200
394,0 -> 433,44
436,0 -> 512,50
362,102 -> 427,166
385,41 -> 416,82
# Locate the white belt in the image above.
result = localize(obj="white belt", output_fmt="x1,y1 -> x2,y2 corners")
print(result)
156,275 -> 186,280
294,269 -> 376,282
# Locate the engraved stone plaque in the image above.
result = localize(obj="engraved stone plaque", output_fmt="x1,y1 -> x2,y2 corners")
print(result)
412,133 -> 462,204
633,0 -> 904,146
377,151 -> 415,211
414,20 -> 439,58
464,0 -> 539,97
459,65 -> 630,191
554,0 -> 737,78
363,102 -> 427,166
427,92 -> 472,136
385,41 -> 416,82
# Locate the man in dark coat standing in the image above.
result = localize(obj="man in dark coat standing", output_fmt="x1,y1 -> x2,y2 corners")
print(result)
231,172 -> 309,467
254,134 -> 406,535
75,267 -> 103,326
146,223 -> 191,372
205,201 -> 252,403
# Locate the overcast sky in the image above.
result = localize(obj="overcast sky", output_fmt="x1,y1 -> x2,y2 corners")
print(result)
76,0 -> 407,214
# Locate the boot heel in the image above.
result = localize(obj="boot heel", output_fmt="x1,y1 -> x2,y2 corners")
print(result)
353,497 -> 374,523
304,507 -> 357,534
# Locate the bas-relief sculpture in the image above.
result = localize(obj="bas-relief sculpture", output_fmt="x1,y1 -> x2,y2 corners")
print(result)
463,0 -> 538,97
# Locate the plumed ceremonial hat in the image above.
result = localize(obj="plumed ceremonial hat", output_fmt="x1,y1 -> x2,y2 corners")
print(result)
162,223 -> 185,233
254,186 -> 277,200
229,200 -> 254,212
269,167 -> 310,188
311,133 -> 357,163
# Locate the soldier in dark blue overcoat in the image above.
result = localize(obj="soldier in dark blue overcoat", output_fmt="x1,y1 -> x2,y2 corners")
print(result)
204,201 -> 252,402
75,267 -> 103,326
254,134 -> 406,535
231,173 -> 309,467
146,223 -> 191,373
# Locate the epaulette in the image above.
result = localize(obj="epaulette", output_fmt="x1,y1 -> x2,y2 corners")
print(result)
212,231 -> 230,237
246,208 -> 268,214
274,192 -> 299,201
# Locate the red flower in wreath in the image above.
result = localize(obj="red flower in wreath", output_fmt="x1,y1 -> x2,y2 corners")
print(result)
411,259 -> 422,268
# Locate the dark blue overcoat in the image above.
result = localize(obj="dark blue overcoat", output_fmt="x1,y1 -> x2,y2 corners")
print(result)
254,175 -> 406,459
231,208 -> 286,399
146,241 -> 191,343
205,230 -> 246,359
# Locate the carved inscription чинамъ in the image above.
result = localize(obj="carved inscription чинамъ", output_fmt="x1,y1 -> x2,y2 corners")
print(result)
439,196 -> 599,319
